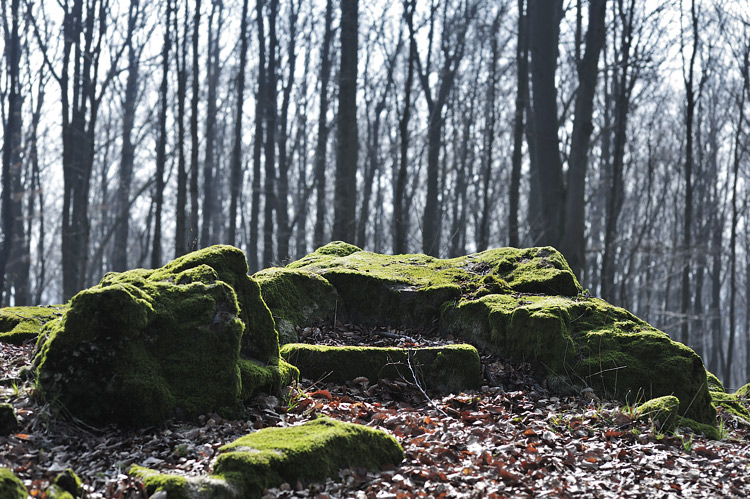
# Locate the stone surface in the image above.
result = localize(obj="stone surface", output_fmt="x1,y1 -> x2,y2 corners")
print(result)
0,305 -> 66,345
33,245 -> 298,427
268,242 -> 716,425
637,395 -> 680,432
280,343 -> 481,392
0,403 -> 18,435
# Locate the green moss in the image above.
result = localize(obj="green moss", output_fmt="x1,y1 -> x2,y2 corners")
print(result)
53,469 -> 83,497
710,391 -> 750,421
130,465 -> 240,499
0,468 -> 27,499
637,395 -> 680,432
254,268 -> 338,344
735,383 -> 750,398
676,417 -> 722,440
0,305 -> 66,345
213,416 -> 403,497
0,403 -> 18,435
280,343 -> 481,392
33,245 -> 291,427
706,371 -> 725,392
44,485 -> 75,499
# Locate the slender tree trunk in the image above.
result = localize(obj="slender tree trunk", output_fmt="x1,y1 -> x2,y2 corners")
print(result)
263,0 -> 279,267
313,0 -> 334,248
332,0 -> 359,243
228,0 -> 251,248
112,0 -> 141,271
201,1 -> 222,248
152,0 -> 172,268
0,0 -> 21,302
174,2 -> 189,258
561,0 -> 606,278
509,0 -> 529,247
188,0 -> 202,252
248,0 -> 266,271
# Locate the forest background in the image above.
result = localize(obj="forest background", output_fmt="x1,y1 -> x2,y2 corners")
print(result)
0,0 -> 749,389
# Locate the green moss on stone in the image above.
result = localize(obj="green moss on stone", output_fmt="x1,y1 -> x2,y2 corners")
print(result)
710,391 -> 750,421
254,268 -> 338,344
281,343 -> 481,392
33,245 -> 290,427
130,466 -> 239,499
213,416 -> 403,497
0,468 -> 27,499
53,468 -> 83,497
677,417 -> 722,440
706,371 -> 725,392
735,383 -> 750,398
637,395 -> 680,432
0,305 -> 66,345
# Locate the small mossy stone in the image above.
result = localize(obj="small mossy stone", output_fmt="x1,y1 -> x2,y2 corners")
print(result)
213,416 -> 403,497
0,305 -> 66,345
129,466 -> 239,499
706,371 -> 725,392
254,268 -> 339,345
677,417 -> 722,440
735,383 -> 750,398
637,396 -> 680,432
0,467 -> 28,499
710,391 -> 750,421
0,403 -> 19,435
53,468 -> 83,497
281,343 -> 481,393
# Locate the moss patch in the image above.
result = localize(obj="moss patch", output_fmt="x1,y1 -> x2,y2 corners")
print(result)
52,468 -> 83,497
706,371 -> 725,392
254,268 -> 338,345
735,383 -> 750,398
281,343 -> 481,392
33,245 -> 290,427
637,395 -> 680,432
710,391 -> 750,421
0,305 -> 66,345
130,466 -> 239,499
0,468 -> 27,499
213,416 -> 403,497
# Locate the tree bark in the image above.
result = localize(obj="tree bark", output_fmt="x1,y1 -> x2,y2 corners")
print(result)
332,0 -> 359,243
263,0 -> 279,267
188,0 -> 202,252
174,1 -> 189,258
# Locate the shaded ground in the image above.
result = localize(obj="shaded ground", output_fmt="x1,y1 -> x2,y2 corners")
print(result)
1,324 -> 750,498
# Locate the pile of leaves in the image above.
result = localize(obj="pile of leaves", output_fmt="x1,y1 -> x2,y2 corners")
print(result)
1,323 -> 750,498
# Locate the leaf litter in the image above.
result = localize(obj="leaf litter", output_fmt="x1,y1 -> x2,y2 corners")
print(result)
1,323 -> 750,498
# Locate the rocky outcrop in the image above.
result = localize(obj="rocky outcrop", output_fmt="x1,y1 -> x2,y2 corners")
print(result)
0,305 -> 66,345
32,245 -> 298,427
132,416 -> 404,498
265,242 -> 716,425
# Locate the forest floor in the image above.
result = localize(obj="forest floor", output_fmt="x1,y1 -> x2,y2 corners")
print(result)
1,323 -> 750,498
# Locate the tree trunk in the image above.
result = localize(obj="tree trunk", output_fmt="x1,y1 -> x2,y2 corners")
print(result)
228,0 -> 251,249
152,0 -> 172,268
508,0 -> 528,248
174,1 -> 189,258
313,0 -> 334,248
527,0 -> 564,248
188,0 -> 202,252
263,0 -> 279,267
332,0 -> 359,243
112,0 -> 141,272
560,0 -> 606,278
248,0 -> 266,272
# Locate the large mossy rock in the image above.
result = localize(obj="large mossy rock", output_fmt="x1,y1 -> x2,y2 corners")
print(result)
0,468 -> 27,499
0,305 -> 66,345
132,416 -> 403,498
268,242 -> 715,425
33,245 -> 297,427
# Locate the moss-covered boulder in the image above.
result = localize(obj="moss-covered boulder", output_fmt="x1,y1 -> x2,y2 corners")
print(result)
254,268 -> 338,345
264,243 -> 715,425
0,305 -> 66,344
637,395 -> 680,432
132,417 -> 403,499
0,468 -> 27,499
280,343 -> 481,392
33,245 -> 297,427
